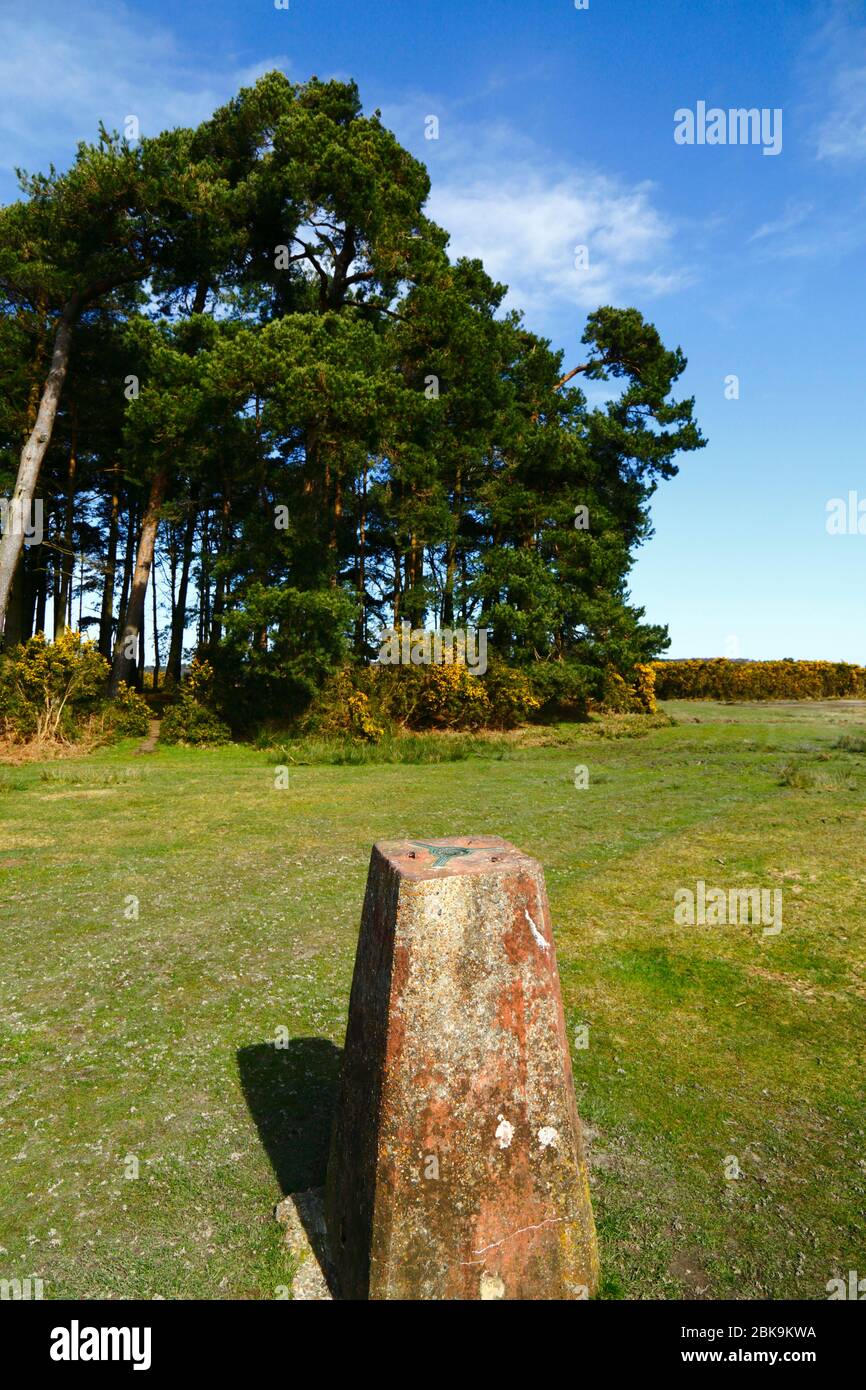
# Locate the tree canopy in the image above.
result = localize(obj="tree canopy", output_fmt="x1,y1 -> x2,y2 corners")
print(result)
0,71 -> 705,727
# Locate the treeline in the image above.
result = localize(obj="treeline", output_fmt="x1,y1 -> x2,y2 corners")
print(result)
0,72 -> 705,728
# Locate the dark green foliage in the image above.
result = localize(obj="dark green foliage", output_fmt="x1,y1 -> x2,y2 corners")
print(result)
525,661 -> 598,720
160,697 -> 231,746
102,683 -> 151,737
0,72 -> 705,731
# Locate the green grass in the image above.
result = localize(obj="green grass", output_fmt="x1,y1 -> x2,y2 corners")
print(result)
263,729 -> 512,765
1,699 -> 865,1300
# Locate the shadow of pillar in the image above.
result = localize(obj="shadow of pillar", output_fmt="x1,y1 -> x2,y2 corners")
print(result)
237,1037 -> 342,1296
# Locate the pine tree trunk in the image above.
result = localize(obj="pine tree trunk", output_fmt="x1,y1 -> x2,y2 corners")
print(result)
3,556 -> 26,646
34,542 -> 47,637
151,548 -> 160,690
198,506 -> 212,649
98,477 -> 121,658
443,467 -> 461,627
117,506 -> 136,638
166,499 -> 198,684
55,427 -> 78,636
0,302 -> 77,639
406,537 -> 424,627
329,469 -> 342,588
355,462 -> 367,654
137,591 -> 146,690
51,541 -> 61,636
109,468 -> 168,695
209,493 -> 231,646
392,548 -> 402,627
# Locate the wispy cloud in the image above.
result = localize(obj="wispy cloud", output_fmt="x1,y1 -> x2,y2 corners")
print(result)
379,105 -> 691,325
749,200 -> 814,242
0,4 -> 687,333
804,5 -> 866,163
430,166 -> 687,317
816,65 -> 866,162
0,0 -> 289,191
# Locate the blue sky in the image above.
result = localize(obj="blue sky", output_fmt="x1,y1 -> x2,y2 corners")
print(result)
2,0 -> 865,658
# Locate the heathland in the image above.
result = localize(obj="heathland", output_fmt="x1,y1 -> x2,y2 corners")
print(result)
1,698 -> 863,1299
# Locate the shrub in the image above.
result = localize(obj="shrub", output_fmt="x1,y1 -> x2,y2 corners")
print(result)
0,631 -> 108,743
185,656 -> 218,704
597,663 -> 656,715
482,661 -> 541,728
419,662 -> 492,728
632,662 -> 657,714
160,697 -> 231,746
159,655 -> 233,746
654,659 -> 866,702
525,662 -> 596,720
299,667 -> 385,741
600,669 -> 632,713
104,683 -> 151,737
213,584 -> 356,732
376,660 -> 492,730
301,653 -> 653,735
259,649 -> 657,740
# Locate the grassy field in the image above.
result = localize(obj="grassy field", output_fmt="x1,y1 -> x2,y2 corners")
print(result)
1,699 -> 865,1300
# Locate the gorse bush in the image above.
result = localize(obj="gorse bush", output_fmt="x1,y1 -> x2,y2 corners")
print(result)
102,683 -> 151,737
0,632 -> 154,748
631,663 -> 658,714
600,662 -> 657,715
303,657 -> 548,735
160,657 -> 232,745
297,668 -> 385,741
160,698 -> 231,746
378,660 -> 493,731
482,662 -> 543,728
277,653 -> 655,742
523,662 -> 595,719
0,631 -> 108,743
654,659 -> 866,702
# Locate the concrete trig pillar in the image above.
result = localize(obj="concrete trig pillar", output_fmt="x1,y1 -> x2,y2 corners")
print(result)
324,835 -> 598,1300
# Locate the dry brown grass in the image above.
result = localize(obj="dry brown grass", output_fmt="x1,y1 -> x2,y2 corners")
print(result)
0,718 -> 108,765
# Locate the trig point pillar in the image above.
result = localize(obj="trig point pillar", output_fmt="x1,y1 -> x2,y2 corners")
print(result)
324,835 -> 598,1300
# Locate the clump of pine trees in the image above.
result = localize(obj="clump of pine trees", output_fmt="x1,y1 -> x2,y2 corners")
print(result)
0,72 -> 705,734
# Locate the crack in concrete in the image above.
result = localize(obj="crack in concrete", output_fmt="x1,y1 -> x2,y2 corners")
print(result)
463,1216 -> 567,1262
524,907 -> 550,952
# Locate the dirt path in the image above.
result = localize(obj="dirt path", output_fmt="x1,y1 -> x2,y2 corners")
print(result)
135,719 -> 161,755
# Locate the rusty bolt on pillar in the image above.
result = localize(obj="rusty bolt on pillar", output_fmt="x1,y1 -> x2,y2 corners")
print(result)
324,836 -> 599,1300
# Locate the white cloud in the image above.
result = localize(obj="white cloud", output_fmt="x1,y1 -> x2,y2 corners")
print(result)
804,7 -> 866,163
0,8 -> 687,333
816,64 -> 866,161
427,155 -> 689,321
375,101 -> 690,324
0,0 -> 290,190
749,200 -> 814,242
